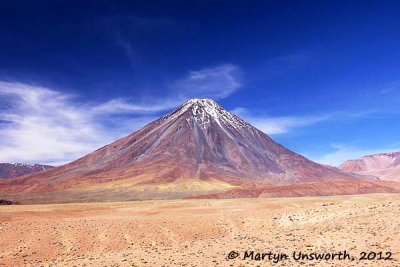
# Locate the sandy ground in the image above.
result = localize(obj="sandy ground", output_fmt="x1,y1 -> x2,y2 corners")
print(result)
0,194 -> 399,267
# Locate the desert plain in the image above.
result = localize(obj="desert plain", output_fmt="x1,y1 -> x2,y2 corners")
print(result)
0,194 -> 399,267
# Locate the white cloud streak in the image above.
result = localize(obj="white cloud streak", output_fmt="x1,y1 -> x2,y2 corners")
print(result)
172,64 -> 241,100
232,107 -> 331,135
0,82 -> 156,165
90,98 -> 177,114
90,64 -> 242,114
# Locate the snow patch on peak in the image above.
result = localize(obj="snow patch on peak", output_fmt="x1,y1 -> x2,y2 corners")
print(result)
13,163 -> 35,167
182,98 -> 255,137
184,98 -> 216,105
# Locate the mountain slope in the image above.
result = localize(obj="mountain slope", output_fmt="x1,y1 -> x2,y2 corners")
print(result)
0,163 -> 54,179
339,152 -> 400,182
0,99 -> 398,203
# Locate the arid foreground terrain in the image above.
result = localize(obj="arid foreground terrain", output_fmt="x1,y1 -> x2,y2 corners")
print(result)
0,194 -> 399,267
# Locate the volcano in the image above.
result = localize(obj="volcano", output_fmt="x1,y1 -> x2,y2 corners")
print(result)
1,99 -> 399,203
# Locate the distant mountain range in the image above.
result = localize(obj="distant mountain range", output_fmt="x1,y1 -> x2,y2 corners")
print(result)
339,152 -> 400,182
1,99 -> 399,203
0,163 -> 54,179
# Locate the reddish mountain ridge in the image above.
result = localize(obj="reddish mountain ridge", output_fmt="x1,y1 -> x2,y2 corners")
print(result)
0,163 -> 54,179
339,152 -> 400,182
1,99 -> 399,203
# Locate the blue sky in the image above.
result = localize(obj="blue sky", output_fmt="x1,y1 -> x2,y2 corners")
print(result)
1,0 -> 400,165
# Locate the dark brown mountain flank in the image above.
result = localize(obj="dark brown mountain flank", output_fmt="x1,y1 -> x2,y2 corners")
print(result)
0,163 -> 54,179
1,99 -> 399,203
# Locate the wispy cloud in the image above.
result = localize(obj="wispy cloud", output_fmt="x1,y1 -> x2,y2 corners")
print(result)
309,143 -> 400,167
231,105 -> 387,136
0,82 -> 157,165
232,107 -> 331,135
93,64 -> 242,114
90,98 -> 176,115
172,64 -> 241,100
